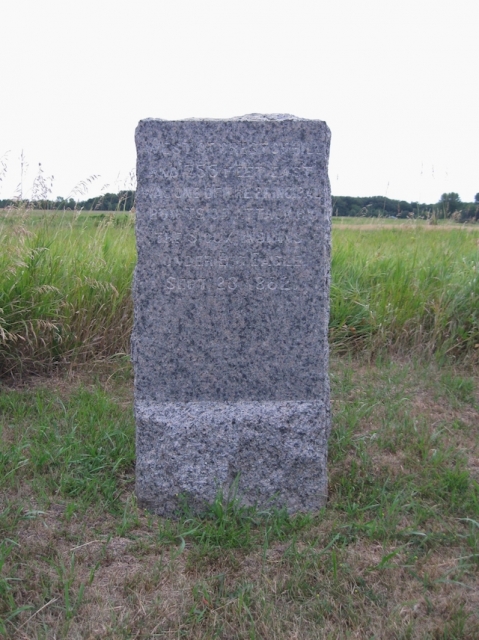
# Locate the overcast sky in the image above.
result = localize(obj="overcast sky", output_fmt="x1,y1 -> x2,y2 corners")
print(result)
1,0 -> 477,203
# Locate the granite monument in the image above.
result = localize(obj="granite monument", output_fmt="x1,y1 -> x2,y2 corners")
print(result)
133,114 -> 332,516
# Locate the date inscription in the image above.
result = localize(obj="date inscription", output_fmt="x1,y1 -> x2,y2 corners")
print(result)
165,276 -> 298,293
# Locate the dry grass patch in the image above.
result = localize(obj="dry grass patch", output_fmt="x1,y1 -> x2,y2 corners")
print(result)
1,356 -> 479,638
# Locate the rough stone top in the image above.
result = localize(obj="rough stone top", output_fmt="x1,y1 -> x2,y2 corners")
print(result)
139,113 -> 327,124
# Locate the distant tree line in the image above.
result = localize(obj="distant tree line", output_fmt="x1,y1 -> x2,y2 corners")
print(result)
332,193 -> 479,222
0,190 -> 135,212
77,190 -> 135,211
333,195 -> 416,218
436,192 -> 479,222
1,190 -> 478,222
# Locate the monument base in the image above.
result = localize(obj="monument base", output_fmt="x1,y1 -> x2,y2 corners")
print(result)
135,399 -> 330,517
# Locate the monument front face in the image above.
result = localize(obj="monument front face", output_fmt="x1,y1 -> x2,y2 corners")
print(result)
133,114 -> 332,515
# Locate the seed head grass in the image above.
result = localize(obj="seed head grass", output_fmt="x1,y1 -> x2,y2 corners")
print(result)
1,213 -> 478,378
330,223 -> 479,356
0,208 -> 135,377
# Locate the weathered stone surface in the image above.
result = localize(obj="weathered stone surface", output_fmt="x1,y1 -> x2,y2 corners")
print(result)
133,114 -> 332,516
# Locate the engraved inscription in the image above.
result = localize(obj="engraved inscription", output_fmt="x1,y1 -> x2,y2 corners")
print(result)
149,207 -> 324,222
164,276 -> 299,294
169,187 -> 319,200
159,252 -> 303,269
254,277 -> 296,291
138,124 -> 328,302
217,277 -> 238,291
146,186 -> 324,201
157,230 -> 303,247
175,163 -> 316,180
148,141 -> 317,159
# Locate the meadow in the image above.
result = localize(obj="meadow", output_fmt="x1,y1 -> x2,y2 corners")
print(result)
0,211 -> 478,638
1,211 -> 478,376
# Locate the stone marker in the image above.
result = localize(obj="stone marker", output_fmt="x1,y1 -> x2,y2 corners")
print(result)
133,114 -> 332,516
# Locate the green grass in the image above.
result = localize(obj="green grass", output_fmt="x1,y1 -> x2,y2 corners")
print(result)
1,209 -> 478,635
1,358 -> 478,638
1,212 -> 479,377
330,223 -> 479,355
0,209 -> 135,376
0,385 -> 135,513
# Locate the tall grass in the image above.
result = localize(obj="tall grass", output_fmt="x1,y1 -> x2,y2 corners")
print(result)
1,213 -> 478,376
330,224 -> 479,356
0,209 -> 135,376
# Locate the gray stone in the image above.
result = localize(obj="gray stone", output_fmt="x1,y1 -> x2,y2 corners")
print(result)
133,114 -> 332,516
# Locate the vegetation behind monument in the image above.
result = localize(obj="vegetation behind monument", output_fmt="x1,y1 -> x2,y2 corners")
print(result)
1,209 -> 478,378
2,190 -> 479,221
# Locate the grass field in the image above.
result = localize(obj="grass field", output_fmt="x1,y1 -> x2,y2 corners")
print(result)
0,211 -> 478,638
1,211 -> 478,376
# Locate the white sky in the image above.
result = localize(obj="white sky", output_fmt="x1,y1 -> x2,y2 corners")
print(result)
1,0 -> 478,203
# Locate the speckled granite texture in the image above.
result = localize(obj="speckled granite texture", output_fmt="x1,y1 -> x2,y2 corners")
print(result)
133,114 -> 332,516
